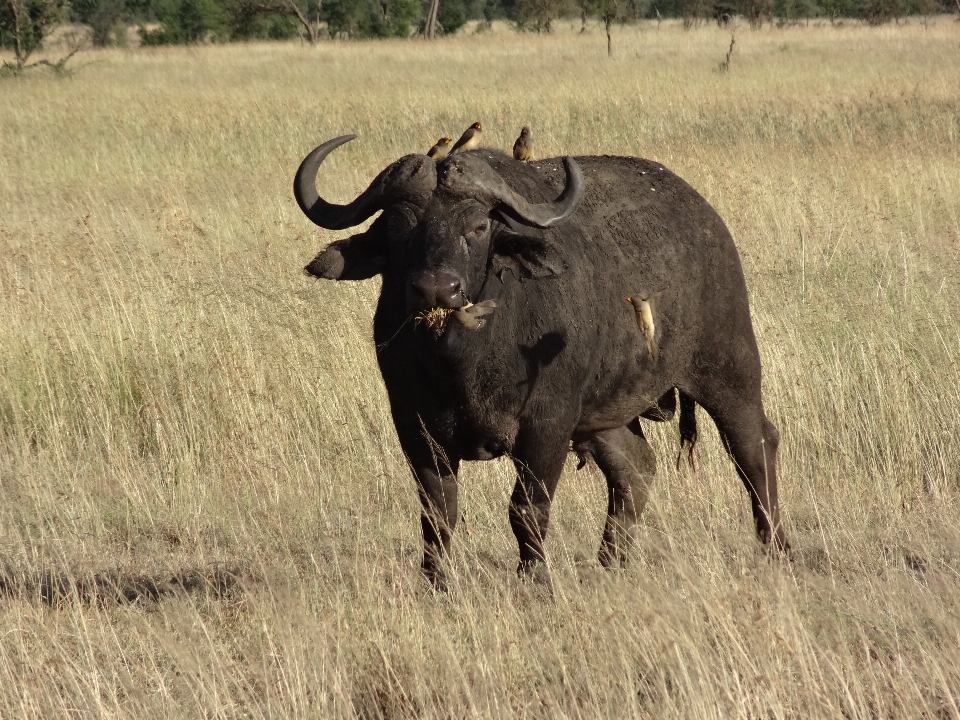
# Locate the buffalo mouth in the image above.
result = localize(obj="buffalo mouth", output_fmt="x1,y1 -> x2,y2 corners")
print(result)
415,300 -> 500,339
415,307 -> 454,339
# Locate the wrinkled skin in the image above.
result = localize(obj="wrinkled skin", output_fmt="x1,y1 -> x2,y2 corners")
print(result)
298,141 -> 787,590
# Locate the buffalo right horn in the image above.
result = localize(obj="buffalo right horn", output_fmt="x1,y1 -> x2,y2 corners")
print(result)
294,135 -> 438,230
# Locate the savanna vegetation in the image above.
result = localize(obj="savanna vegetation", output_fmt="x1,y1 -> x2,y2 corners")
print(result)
1,0 -> 955,61
2,19 -> 960,719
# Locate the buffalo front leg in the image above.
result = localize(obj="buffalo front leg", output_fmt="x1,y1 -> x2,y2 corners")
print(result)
416,459 -> 460,589
575,423 -> 657,568
396,423 -> 461,589
508,430 -> 570,588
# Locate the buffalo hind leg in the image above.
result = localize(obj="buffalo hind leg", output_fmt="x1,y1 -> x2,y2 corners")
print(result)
508,429 -> 571,589
677,390 -> 698,472
575,424 -> 657,568
396,422 -> 461,590
697,390 -> 788,551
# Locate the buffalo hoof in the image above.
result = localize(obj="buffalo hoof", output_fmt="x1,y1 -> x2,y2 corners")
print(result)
421,557 -> 449,592
517,559 -> 554,596
597,546 -> 624,570
598,524 -> 638,570
757,527 -> 791,556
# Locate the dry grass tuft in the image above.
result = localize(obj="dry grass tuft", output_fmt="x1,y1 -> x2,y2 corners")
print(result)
2,18 -> 960,719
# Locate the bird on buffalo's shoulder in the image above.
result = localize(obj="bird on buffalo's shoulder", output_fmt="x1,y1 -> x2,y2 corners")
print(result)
626,292 -> 662,362
451,122 -> 483,154
513,126 -> 533,161
453,300 -> 498,331
427,137 -> 453,161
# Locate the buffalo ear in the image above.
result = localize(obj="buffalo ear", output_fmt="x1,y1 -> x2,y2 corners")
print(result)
304,231 -> 386,281
490,230 -> 565,280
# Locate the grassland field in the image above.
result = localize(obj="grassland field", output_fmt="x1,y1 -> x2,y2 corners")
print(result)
2,17 -> 960,719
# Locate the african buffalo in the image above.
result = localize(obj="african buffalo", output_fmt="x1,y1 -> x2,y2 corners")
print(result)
295,135 -> 787,589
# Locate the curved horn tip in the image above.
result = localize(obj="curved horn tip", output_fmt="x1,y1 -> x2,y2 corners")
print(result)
538,156 -> 585,228
325,133 -> 358,146
563,156 -> 584,186
300,134 -> 358,165
327,133 -> 358,148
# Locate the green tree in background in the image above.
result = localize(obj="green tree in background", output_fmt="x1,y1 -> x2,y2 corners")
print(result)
226,0 -> 299,40
138,0 -> 226,43
510,0 -> 571,32
72,0 -> 128,44
773,0 -> 819,23
436,0 -> 467,32
1,0 -> 70,70
274,0 -> 322,42
325,0 -> 419,37
11,0 -> 957,51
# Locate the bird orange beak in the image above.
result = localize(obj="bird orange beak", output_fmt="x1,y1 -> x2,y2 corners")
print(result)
624,297 -> 632,303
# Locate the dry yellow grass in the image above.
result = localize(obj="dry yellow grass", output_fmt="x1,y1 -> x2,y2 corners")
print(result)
2,18 -> 960,719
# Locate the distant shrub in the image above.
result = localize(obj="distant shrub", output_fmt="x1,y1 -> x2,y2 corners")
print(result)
773,0 -> 820,22
227,0 -> 299,40
745,0 -> 773,24
510,0 -> 573,32
853,0 -> 903,21
677,0 -> 711,25
72,0 -> 127,45
436,0 -> 468,33
324,0 -> 420,37
138,0 -> 226,43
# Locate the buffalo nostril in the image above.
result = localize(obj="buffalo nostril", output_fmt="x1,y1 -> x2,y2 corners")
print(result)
409,270 -> 463,310
410,272 -> 440,310
411,273 -> 433,296
435,277 -> 463,309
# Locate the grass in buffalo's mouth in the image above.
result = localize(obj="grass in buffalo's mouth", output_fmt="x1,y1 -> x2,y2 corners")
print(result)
415,307 -> 454,336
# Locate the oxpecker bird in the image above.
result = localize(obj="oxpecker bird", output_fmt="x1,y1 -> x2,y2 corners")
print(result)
427,137 -> 453,161
513,126 -> 534,161
451,122 -> 483,154
626,293 -> 662,362
453,300 -> 499,331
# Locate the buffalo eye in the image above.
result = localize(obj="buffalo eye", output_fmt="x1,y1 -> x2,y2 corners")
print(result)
470,222 -> 489,237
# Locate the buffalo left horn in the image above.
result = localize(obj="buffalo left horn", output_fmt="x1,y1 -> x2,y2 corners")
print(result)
294,135 -> 437,230
440,154 -> 585,230
496,157 -> 585,229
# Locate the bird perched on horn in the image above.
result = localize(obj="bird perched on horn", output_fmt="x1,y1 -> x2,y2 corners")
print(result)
513,126 -> 534,161
626,292 -> 662,362
451,122 -> 483,154
453,300 -> 499,331
427,137 -> 453,161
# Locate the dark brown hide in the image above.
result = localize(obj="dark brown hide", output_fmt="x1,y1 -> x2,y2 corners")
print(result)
296,139 -> 786,589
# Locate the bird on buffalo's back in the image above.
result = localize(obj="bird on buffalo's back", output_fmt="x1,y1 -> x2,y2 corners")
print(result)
513,126 -> 533,161
451,122 -> 483,154
427,137 -> 453,161
626,292 -> 662,362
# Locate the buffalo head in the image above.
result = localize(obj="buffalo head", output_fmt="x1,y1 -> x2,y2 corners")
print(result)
295,135 -> 585,314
